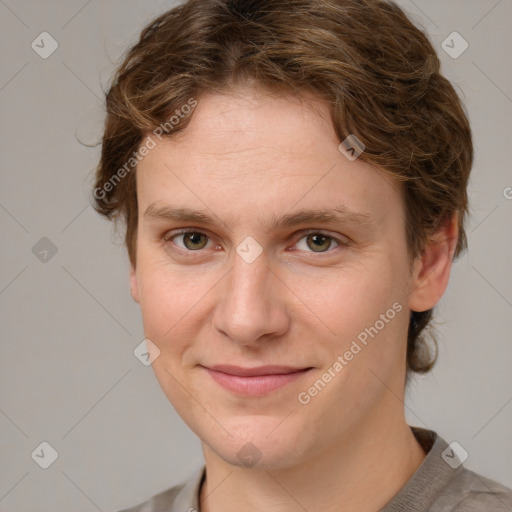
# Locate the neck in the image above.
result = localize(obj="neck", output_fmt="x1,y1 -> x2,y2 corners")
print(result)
199,405 -> 426,512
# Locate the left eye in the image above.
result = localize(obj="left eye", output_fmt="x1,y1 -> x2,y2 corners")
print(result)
295,232 -> 341,253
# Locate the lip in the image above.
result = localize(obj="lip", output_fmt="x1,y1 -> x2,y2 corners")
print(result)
202,365 -> 313,395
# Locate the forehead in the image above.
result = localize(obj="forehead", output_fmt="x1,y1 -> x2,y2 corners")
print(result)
135,88 -> 403,226
164,89 -> 339,167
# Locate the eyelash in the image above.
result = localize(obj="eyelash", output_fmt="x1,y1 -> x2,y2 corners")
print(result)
162,228 -> 349,256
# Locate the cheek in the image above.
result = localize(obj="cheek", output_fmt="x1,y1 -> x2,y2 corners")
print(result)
305,258 -> 409,383
311,261 -> 401,336
135,262 -> 198,355
135,266 -> 202,409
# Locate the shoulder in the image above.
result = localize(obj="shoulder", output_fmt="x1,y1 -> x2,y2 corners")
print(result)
114,465 -> 205,512
431,466 -> 512,512
115,482 -> 186,512
381,428 -> 512,512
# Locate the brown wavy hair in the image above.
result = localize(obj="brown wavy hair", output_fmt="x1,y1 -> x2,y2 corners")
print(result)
91,0 -> 473,375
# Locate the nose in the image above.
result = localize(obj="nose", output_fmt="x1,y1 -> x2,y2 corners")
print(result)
212,252 -> 290,347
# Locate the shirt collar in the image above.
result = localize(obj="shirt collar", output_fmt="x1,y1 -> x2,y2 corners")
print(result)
173,464 -> 206,511
379,427 -> 463,511
172,427 -> 458,512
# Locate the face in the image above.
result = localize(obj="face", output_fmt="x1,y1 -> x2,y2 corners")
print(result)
130,88 -> 427,470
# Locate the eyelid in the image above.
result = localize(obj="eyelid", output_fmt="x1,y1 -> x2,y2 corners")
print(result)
162,228 -> 218,252
162,228 -> 350,253
294,228 -> 350,246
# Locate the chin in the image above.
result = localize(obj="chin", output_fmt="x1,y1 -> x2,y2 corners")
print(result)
214,442 -> 306,471
201,418 -> 312,471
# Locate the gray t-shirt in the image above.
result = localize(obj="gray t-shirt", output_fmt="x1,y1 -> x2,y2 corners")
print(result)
117,427 -> 512,511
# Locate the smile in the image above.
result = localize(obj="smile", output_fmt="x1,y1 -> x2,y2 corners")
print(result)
201,365 -> 313,395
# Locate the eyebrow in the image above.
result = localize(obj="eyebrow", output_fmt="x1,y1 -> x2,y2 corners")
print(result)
144,203 -> 375,232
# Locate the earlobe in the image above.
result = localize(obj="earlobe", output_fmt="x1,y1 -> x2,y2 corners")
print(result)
130,266 -> 140,303
408,213 -> 459,313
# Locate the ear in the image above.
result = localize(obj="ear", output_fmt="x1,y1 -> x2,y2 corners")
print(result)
408,213 -> 459,312
130,265 -> 140,303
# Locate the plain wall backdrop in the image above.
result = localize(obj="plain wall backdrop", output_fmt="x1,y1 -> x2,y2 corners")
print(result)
1,0 -> 511,510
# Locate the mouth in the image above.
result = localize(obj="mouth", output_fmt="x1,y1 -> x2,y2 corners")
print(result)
200,364 -> 313,395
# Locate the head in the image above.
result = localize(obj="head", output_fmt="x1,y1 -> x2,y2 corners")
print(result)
92,0 -> 472,468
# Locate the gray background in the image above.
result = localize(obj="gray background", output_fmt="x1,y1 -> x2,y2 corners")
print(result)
0,0 -> 511,510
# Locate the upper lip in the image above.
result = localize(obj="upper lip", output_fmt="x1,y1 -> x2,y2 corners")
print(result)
205,365 -> 311,377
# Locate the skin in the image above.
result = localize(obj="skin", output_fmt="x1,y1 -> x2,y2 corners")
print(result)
130,87 -> 458,512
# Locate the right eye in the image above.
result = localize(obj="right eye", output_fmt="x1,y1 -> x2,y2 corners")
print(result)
163,229 -> 216,252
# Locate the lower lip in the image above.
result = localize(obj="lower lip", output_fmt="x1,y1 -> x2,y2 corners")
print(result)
204,368 -> 311,395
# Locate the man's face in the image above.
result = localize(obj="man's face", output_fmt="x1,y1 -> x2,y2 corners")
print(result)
131,88 -> 415,469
